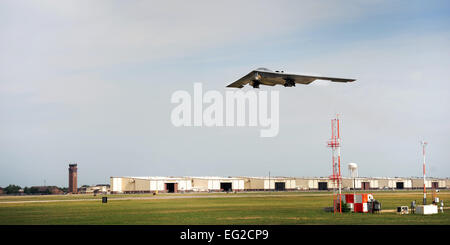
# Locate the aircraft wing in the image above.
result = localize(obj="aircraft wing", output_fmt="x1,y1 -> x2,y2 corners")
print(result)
261,71 -> 355,84
226,71 -> 256,88
226,69 -> 355,88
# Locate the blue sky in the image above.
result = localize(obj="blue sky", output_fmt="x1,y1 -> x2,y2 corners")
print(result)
1,1 -> 450,187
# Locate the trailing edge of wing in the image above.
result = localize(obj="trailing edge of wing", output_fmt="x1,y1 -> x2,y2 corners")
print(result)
292,75 -> 356,84
310,76 -> 356,83
253,70 -> 355,85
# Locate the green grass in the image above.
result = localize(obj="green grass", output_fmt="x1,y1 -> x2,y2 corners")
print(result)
0,191 -> 301,202
0,191 -> 449,224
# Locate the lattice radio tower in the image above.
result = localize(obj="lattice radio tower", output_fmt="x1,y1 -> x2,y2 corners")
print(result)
327,114 -> 342,213
421,140 -> 428,205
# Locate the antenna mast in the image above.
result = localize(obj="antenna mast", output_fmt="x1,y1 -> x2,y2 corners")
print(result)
327,114 -> 342,213
421,141 -> 428,205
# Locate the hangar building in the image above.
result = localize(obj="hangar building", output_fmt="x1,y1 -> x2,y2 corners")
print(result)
110,176 -> 192,193
191,177 -> 244,192
109,176 -> 449,193
411,178 -> 446,189
295,177 -> 338,190
241,177 -> 296,191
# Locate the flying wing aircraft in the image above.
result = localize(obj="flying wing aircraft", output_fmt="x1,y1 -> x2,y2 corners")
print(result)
226,68 -> 356,88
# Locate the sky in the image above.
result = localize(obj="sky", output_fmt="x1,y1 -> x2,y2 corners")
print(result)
1,0 -> 450,187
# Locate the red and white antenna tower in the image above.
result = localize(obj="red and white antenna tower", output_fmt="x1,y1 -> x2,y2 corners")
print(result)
327,114 -> 342,213
421,140 -> 428,205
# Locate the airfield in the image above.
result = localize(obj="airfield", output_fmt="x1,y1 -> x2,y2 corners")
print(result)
0,191 -> 449,225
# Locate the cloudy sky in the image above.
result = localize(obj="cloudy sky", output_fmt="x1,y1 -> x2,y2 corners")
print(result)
1,0 -> 449,187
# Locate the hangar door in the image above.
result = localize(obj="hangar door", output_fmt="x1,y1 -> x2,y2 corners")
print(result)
165,183 -> 178,193
432,182 -> 439,189
396,182 -> 404,189
361,182 -> 370,190
275,182 -> 285,191
220,182 -> 232,192
318,182 -> 328,190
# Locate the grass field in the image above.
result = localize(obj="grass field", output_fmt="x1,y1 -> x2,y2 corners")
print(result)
0,191 -> 449,225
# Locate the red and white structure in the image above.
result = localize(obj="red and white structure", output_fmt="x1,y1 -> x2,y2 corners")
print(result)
327,114 -> 342,213
421,141 -> 428,205
343,194 -> 374,213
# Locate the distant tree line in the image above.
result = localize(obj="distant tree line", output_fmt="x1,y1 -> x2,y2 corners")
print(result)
1,184 -> 66,195
3,185 -> 21,194
23,187 -> 51,195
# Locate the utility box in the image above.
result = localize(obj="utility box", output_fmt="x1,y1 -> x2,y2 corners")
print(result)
368,200 -> 381,213
102,197 -> 108,203
416,204 -> 438,215
397,206 -> 409,214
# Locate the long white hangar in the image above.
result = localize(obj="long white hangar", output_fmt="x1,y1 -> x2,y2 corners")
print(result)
110,176 -> 193,193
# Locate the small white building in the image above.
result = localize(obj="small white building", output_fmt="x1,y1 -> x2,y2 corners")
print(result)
79,184 -> 110,194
